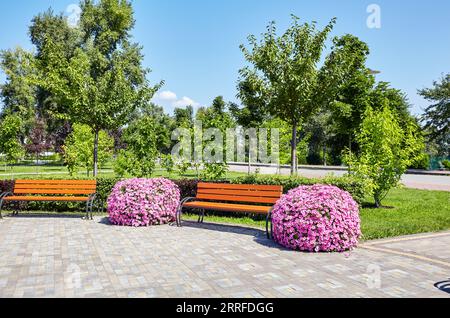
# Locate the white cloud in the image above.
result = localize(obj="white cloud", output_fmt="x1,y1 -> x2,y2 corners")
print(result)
157,90 -> 178,101
173,96 -> 200,108
152,90 -> 201,114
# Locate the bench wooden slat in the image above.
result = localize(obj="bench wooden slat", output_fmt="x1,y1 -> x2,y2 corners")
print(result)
197,183 -> 282,192
197,188 -> 282,198
14,189 -> 96,195
4,196 -> 90,202
196,193 -> 279,204
15,180 -> 96,185
14,184 -> 97,190
184,201 -> 271,214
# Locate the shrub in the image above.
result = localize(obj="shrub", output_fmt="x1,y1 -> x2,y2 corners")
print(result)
232,174 -> 368,204
344,107 -> 426,207
172,179 -> 199,199
272,185 -> 361,252
201,162 -> 228,181
107,178 -> 180,227
442,160 -> 450,170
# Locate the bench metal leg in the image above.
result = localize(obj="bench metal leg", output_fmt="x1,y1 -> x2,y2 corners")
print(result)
266,208 -> 274,239
85,194 -> 97,221
196,209 -> 205,224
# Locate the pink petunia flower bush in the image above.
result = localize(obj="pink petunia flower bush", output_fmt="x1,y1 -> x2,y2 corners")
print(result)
107,178 -> 181,227
271,185 -> 361,252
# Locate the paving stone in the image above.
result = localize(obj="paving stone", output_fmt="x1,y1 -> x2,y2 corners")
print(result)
0,217 -> 449,298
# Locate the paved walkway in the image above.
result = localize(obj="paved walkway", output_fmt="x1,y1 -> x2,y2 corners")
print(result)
0,215 -> 449,298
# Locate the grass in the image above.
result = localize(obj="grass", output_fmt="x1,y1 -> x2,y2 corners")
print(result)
183,188 -> 450,241
0,162 -> 246,179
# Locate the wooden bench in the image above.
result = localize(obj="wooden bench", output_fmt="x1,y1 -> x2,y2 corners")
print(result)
0,180 -> 98,220
176,183 -> 283,238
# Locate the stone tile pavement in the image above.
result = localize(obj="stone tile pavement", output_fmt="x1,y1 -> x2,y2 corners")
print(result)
0,215 -> 449,298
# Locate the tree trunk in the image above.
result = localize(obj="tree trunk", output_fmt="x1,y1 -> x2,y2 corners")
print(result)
323,144 -> 327,167
93,129 -> 99,177
290,121 -> 298,176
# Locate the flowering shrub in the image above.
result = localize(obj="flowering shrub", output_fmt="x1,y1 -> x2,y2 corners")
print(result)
107,178 -> 180,227
272,185 -> 361,252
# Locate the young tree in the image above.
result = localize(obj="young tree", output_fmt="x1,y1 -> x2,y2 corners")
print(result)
345,106 -> 425,208
114,116 -> 158,177
25,119 -> 53,163
62,124 -> 113,176
418,74 -> 450,156
35,0 -> 161,176
0,114 -> 25,165
238,16 -> 365,174
0,47 -> 37,139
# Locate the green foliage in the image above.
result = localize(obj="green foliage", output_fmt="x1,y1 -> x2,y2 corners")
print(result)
0,47 -> 36,125
232,174 -> 368,205
418,74 -> 449,157
114,116 -> 158,177
33,0 -> 161,176
176,159 -> 191,176
344,106 -> 426,207
442,160 -> 450,170
201,162 -> 229,181
0,114 -> 25,164
62,124 -> 113,176
161,154 -> 175,176
238,16 -> 370,174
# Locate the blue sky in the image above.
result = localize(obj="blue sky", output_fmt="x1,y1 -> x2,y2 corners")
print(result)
1,0 -> 449,115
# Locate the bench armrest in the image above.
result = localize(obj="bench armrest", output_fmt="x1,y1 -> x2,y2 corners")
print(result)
176,197 -> 197,227
0,192 -> 12,200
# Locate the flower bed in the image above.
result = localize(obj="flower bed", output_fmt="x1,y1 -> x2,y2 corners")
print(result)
107,178 -> 180,227
272,185 -> 361,252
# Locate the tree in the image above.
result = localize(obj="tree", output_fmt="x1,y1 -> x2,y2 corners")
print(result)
131,103 -> 173,154
173,106 -> 194,129
0,47 -> 37,138
196,96 -> 236,164
114,116 -> 158,177
418,74 -> 450,156
35,0 -> 161,177
29,10 -> 80,148
25,118 -> 53,164
238,17 -> 365,174
345,106 -> 425,208
0,114 -> 25,165
62,124 -> 113,176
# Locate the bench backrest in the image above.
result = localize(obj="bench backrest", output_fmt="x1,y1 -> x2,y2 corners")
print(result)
196,183 -> 283,205
13,180 -> 97,196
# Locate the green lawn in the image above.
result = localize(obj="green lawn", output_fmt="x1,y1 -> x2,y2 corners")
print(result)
183,188 -> 450,241
0,163 -> 246,179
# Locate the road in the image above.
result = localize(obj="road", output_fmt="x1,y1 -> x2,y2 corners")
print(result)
228,163 -> 450,192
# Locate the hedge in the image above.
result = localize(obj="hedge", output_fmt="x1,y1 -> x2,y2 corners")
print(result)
231,174 -> 368,204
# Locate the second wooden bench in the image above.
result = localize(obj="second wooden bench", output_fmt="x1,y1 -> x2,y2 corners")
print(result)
176,183 -> 283,238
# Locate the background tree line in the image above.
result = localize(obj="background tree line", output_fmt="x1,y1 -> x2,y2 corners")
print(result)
0,1 -> 448,182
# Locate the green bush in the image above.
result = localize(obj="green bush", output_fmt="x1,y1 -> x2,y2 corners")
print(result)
409,153 -> 430,170
231,174 -> 368,204
442,160 -> 450,170
201,162 -> 229,181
